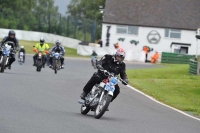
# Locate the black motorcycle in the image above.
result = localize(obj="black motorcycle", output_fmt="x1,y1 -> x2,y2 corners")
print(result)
51,52 -> 62,74
35,51 -> 46,72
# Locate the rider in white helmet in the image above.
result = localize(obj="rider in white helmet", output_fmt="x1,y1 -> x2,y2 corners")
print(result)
18,45 -> 26,63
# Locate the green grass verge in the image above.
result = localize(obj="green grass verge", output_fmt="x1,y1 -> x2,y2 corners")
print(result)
127,64 -> 200,116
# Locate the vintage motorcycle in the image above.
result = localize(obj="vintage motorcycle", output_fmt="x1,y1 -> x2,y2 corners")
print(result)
33,46 -> 48,72
35,51 -> 45,72
51,52 -> 62,74
78,67 -> 126,119
0,42 -> 15,73
19,52 -> 24,65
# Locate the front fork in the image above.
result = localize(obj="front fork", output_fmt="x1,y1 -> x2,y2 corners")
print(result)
5,58 -> 9,65
98,91 -> 105,104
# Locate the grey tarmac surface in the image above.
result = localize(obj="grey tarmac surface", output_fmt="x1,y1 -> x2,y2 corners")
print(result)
0,55 -> 199,133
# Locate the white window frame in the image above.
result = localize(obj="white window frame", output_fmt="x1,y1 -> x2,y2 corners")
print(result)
116,25 -> 138,35
165,29 -> 181,39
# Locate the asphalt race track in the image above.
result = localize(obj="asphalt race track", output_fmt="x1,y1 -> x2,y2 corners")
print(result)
0,55 -> 199,133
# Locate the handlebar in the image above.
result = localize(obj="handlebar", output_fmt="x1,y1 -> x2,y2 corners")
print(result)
98,67 -> 128,85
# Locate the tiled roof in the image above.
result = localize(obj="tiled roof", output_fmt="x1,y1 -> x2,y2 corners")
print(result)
103,0 -> 200,30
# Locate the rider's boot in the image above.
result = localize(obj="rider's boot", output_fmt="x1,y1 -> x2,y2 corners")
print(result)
8,65 -> 11,70
80,92 -> 87,100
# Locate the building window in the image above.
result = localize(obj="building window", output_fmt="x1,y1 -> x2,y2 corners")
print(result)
165,29 -> 181,39
116,25 -> 138,35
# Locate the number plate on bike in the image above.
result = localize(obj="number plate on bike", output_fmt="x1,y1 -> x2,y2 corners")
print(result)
105,84 -> 115,92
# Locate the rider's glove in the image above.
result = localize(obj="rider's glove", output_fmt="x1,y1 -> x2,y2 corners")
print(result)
122,79 -> 128,85
97,64 -> 103,70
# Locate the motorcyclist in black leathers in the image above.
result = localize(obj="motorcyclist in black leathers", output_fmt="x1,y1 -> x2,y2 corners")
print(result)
49,40 -> 65,69
0,30 -> 19,69
80,48 -> 129,103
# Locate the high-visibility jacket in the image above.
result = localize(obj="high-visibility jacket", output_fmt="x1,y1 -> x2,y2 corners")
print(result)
143,46 -> 150,54
151,52 -> 159,63
35,43 -> 50,54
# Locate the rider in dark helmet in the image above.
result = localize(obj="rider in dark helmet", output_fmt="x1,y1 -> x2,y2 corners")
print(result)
0,30 -> 19,69
49,40 -> 65,69
80,48 -> 129,106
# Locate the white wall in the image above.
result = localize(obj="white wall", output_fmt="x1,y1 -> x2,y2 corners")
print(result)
0,28 -> 80,49
101,24 -> 198,61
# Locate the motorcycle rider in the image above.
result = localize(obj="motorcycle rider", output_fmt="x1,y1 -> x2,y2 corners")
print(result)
0,30 -> 19,69
91,50 -> 98,66
91,50 -> 98,57
49,40 -> 65,69
33,37 -> 50,66
18,46 -> 26,63
80,48 -> 129,103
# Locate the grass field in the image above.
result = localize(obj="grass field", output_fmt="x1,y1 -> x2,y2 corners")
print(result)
127,64 -> 200,116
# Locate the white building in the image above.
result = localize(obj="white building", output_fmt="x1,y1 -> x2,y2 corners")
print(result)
101,0 -> 200,61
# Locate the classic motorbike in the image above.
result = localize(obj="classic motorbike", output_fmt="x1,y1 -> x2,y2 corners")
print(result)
78,67 -> 126,119
19,52 -> 24,65
35,51 -> 45,72
52,52 -> 62,74
0,42 -> 15,73
91,56 -> 97,69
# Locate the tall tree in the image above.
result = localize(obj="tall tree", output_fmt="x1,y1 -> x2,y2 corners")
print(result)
0,0 -> 60,33
66,0 -> 106,40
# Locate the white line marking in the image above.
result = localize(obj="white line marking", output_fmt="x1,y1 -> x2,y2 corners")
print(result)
126,85 -> 200,122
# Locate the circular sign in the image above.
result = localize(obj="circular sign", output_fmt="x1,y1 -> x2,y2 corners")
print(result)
147,30 -> 161,44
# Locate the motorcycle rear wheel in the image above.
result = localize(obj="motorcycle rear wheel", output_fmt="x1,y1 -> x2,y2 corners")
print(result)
81,105 -> 90,115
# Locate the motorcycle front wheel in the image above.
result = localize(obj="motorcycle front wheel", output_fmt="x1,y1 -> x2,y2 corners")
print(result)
20,58 -> 22,65
0,55 -> 7,73
94,94 -> 112,119
36,60 -> 42,72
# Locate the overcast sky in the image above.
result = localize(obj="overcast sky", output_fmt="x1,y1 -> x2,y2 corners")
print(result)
54,0 -> 71,15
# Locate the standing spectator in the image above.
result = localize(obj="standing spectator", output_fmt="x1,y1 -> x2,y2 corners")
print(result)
143,46 -> 150,62
98,39 -> 103,47
113,43 -> 120,54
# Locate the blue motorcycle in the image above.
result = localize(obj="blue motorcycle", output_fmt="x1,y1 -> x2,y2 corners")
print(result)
0,42 -> 14,73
